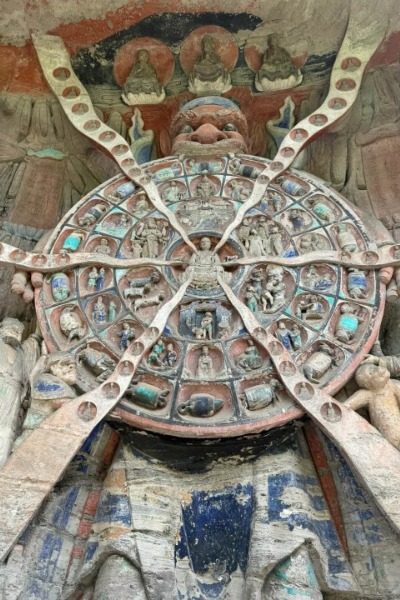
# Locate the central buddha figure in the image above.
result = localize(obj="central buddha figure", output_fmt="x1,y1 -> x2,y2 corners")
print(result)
188,34 -> 231,95
186,236 -> 226,290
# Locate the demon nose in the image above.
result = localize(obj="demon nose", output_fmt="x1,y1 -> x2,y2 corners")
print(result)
190,123 -> 227,144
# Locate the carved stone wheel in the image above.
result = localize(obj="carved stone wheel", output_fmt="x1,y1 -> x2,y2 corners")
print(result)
36,154 -> 383,437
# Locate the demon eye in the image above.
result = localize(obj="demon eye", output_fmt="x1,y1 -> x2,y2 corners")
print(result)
222,123 -> 237,132
180,124 -> 193,134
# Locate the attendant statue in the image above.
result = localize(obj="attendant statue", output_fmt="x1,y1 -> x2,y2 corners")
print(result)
188,34 -> 231,95
255,33 -> 302,92
122,49 -> 165,106
345,362 -> 400,449
0,318 -> 41,465
18,351 -> 78,445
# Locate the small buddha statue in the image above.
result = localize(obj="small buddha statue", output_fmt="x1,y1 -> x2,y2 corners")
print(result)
188,34 -> 231,95
255,34 -> 302,92
121,49 -> 165,105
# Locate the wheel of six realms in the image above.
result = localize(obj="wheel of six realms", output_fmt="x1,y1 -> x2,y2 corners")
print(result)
35,154 -> 384,437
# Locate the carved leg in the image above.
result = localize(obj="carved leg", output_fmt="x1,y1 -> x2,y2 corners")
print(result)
262,547 -> 322,600
93,556 -> 147,600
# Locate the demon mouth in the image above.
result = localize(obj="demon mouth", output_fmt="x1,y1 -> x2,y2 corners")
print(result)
171,138 -> 248,157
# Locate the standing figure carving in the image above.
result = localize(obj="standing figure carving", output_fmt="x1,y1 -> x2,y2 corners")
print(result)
0,318 -> 40,466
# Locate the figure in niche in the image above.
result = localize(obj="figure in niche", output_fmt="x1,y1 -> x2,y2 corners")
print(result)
287,209 -> 306,233
78,203 -> 107,227
268,190 -> 284,212
134,191 -> 150,216
148,339 -> 167,367
62,231 -> 84,252
188,34 -> 231,95
103,213 -> 130,237
299,233 -> 327,253
308,197 -> 335,223
200,312 -> 213,340
238,217 -> 252,250
289,324 -> 302,350
255,33 -> 302,92
186,237 -> 226,290
108,300 -> 117,322
196,346 -> 215,379
276,321 -> 302,352
87,267 -> 98,290
191,310 -> 216,340
296,294 -> 325,321
245,286 -> 259,313
118,214 -> 130,229
249,269 -> 263,297
270,224 -> 284,256
276,321 -> 292,350
257,217 -> 271,253
92,296 -> 107,324
335,303 -> 361,343
277,176 -> 307,197
303,343 -> 341,383
236,339 -> 263,371
336,223 -> 358,255
304,265 -> 333,291
94,238 -> 111,255
78,345 -> 116,383
133,218 -> 168,259
347,267 -> 368,299
50,273 -> 70,301
196,175 -> 216,200
178,193 -> 234,230
164,343 -> 177,368
118,322 -> 135,351
59,307 -> 85,342
131,240 -> 143,258
241,379 -> 281,411
163,181 -> 183,203
248,229 -> 265,257
121,49 -> 165,106
261,266 -> 286,312
147,339 -> 177,370
344,362 -> 400,449
95,268 -> 106,292
230,179 -> 250,202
